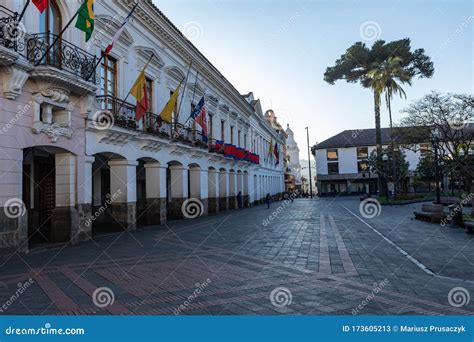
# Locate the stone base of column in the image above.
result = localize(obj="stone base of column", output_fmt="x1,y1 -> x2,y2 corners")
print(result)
167,198 -> 184,220
74,204 -> 92,244
51,207 -> 76,242
111,203 -> 137,231
0,208 -> 28,255
228,196 -> 237,209
208,197 -> 218,213
243,195 -> 250,208
142,198 -> 167,225
218,197 -> 228,211
200,198 -> 209,217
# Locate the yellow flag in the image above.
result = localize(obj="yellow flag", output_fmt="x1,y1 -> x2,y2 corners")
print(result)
159,81 -> 182,123
268,138 -> 274,155
130,70 -> 147,121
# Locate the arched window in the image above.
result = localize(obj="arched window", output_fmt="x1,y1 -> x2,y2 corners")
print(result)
38,0 -> 62,66
39,0 -> 62,35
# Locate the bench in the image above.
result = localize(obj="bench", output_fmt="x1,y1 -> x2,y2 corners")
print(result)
440,196 -> 460,205
414,203 -> 445,223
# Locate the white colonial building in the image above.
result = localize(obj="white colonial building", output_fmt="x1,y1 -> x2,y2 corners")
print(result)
0,0 -> 285,254
312,128 -> 424,196
284,124 -> 302,192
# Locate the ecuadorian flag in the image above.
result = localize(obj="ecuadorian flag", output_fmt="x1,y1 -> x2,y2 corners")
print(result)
75,0 -> 94,42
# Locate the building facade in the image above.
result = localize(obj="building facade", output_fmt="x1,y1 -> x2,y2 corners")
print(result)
312,128 -> 423,196
0,0 -> 285,254
284,124 -> 302,192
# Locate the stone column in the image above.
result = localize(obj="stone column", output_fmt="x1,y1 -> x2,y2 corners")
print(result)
168,165 -> 188,220
75,156 -> 94,243
228,171 -> 237,209
108,159 -> 138,231
0,147 -> 27,254
208,169 -> 219,213
143,162 -> 165,225
243,173 -> 249,207
51,153 -> 77,242
189,167 -> 208,216
218,170 -> 228,211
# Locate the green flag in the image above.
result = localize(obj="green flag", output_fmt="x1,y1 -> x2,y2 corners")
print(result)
75,0 -> 94,42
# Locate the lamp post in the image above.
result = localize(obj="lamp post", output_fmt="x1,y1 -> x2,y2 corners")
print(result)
431,128 -> 441,204
382,153 -> 390,197
305,127 -> 313,199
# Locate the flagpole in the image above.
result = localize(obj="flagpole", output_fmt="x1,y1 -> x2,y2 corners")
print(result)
176,60 -> 192,123
186,68 -> 199,129
86,2 -> 139,83
35,6 -> 81,66
18,0 -> 30,22
174,60 -> 192,134
85,54 -> 103,83
116,53 -> 155,115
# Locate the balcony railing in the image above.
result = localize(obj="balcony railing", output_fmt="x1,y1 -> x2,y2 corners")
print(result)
144,112 -> 172,138
0,5 -> 22,52
27,32 -> 96,83
173,123 -> 193,144
96,95 -> 137,130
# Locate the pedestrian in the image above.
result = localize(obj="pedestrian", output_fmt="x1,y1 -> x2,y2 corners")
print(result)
237,191 -> 243,209
265,193 -> 271,209
290,191 -> 294,203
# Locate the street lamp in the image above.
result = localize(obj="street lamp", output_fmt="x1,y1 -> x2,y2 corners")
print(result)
382,153 -> 390,197
305,127 -> 313,199
431,128 -> 441,204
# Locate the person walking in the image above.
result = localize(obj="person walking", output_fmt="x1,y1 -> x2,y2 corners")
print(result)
265,193 -> 271,209
237,191 -> 243,209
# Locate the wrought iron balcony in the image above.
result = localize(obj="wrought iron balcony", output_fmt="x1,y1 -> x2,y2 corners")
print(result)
0,5 -> 22,52
27,32 -> 96,83
144,112 -> 172,138
96,95 -> 137,130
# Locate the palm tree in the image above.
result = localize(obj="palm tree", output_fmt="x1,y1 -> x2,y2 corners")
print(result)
367,56 -> 412,196
324,39 -> 434,197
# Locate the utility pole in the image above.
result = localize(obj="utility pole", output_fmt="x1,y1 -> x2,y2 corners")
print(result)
305,127 -> 313,199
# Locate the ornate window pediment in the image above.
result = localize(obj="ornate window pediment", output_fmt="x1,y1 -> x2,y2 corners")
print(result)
187,82 -> 205,102
135,46 -> 164,81
95,15 -> 134,60
164,66 -> 185,89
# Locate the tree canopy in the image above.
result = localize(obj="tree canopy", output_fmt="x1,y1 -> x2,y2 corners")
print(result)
323,38 -> 434,87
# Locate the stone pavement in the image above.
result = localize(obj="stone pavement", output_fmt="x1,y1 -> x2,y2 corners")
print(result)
0,197 -> 473,315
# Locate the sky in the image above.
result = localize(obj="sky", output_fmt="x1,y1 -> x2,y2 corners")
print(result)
154,0 -> 473,155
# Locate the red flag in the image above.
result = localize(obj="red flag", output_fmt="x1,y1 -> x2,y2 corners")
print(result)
32,0 -> 48,13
